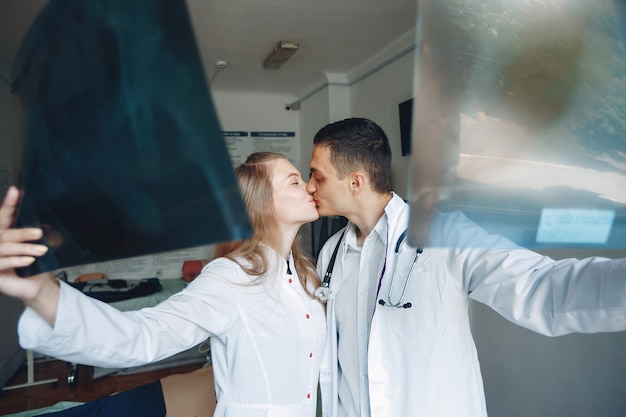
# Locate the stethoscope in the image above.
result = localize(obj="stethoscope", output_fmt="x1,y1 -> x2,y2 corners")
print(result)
314,228 -> 423,309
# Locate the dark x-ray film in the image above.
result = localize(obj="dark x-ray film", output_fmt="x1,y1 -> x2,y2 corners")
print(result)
12,0 -> 252,276
408,0 -> 626,250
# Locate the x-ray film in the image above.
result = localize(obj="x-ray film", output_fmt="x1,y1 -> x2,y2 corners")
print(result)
12,0 -> 252,276
408,0 -> 626,249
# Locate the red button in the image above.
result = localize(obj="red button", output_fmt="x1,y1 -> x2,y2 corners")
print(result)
307,393 -> 311,399
309,353 -> 313,358
306,314 -> 310,319
288,278 -> 293,283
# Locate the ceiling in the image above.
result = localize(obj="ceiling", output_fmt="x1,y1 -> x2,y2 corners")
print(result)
0,0 -> 418,97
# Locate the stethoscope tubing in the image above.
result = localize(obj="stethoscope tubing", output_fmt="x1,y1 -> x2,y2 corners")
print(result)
385,239 -> 422,307
314,230 -> 346,302
316,226 -> 422,308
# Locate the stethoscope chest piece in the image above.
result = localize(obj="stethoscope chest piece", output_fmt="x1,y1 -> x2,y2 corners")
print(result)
314,285 -> 330,302
381,230 -> 422,308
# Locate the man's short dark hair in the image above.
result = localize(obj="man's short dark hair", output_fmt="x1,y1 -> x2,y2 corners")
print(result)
313,117 -> 392,194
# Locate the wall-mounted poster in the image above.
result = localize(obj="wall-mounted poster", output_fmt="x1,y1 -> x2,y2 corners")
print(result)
223,131 -> 298,166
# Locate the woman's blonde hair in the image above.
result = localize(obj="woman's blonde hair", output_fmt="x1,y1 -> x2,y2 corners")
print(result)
214,152 -> 320,297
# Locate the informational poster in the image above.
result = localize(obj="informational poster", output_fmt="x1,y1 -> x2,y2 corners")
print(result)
223,131 -> 298,166
223,131 -> 250,166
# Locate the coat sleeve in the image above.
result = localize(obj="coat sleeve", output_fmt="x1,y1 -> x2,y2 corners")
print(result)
18,260 -> 242,368
436,211 -> 626,336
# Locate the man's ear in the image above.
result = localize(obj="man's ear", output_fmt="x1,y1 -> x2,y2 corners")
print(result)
349,172 -> 366,193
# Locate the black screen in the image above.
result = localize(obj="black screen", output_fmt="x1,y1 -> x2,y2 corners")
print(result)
398,98 -> 413,156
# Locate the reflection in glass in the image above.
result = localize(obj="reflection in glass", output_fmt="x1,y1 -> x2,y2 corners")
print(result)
409,0 -> 626,249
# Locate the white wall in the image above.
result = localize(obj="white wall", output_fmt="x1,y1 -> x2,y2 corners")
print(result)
297,29 -> 417,200
211,88 -> 320,256
298,87 -> 330,173
211,89 -> 304,171
348,51 -> 415,200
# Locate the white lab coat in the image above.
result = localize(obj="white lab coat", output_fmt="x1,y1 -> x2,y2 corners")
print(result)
19,252 -> 326,417
318,193 -> 626,417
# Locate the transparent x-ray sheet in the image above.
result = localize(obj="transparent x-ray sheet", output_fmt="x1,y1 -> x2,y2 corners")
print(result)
12,0 -> 252,276
408,0 -> 626,249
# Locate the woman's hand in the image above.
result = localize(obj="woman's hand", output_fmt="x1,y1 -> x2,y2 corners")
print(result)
0,186 -> 59,324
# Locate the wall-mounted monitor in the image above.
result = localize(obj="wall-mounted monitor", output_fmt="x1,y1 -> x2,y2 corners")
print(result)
398,98 -> 413,156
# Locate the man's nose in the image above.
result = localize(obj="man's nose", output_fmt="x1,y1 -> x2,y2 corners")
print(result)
306,179 -> 315,193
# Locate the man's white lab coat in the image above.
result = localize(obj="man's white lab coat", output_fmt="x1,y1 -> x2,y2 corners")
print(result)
318,193 -> 626,417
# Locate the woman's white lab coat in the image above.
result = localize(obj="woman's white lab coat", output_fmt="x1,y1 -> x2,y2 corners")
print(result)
317,193 -> 626,417
19,253 -> 326,417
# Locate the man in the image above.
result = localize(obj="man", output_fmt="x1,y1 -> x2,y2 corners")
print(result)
307,117 -> 626,417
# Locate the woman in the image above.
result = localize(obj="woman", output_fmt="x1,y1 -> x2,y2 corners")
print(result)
0,152 -> 326,417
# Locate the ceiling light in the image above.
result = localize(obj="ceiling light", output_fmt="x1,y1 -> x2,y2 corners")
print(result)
263,41 -> 299,69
